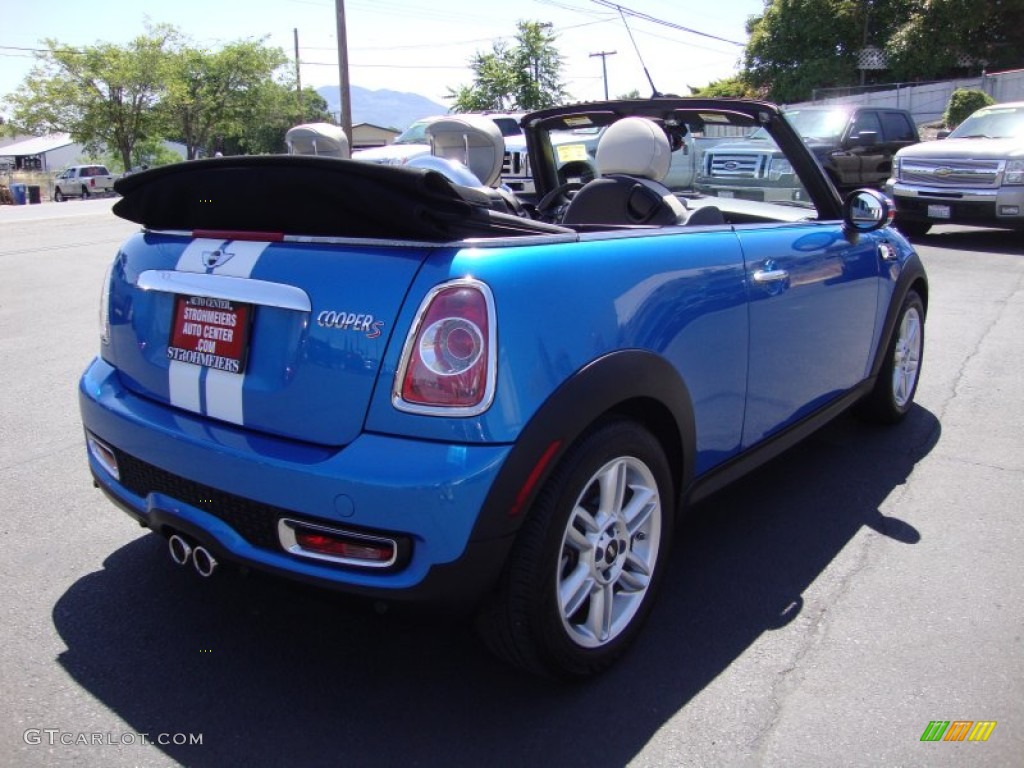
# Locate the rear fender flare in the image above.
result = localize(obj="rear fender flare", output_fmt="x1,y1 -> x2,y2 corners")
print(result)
472,350 -> 696,542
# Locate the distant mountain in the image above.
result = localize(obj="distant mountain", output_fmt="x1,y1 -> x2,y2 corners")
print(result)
316,85 -> 448,131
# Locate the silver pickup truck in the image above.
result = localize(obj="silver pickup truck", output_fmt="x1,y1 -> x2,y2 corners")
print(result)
54,164 -> 118,201
886,101 -> 1024,236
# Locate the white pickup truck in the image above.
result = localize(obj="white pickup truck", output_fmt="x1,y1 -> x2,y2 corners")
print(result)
54,164 -> 118,201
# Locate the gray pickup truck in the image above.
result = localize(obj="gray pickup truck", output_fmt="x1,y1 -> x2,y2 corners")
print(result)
886,101 -> 1024,237
54,164 -> 118,201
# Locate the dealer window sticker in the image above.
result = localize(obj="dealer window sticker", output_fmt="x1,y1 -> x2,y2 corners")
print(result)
556,144 -> 589,163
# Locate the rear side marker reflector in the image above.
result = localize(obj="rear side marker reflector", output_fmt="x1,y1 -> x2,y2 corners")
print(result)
510,440 -> 562,516
278,519 -> 398,569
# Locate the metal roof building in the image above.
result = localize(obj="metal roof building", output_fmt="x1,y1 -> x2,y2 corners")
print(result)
0,133 -> 81,170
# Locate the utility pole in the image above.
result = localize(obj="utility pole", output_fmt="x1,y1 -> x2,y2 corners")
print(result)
590,50 -> 617,100
294,28 -> 303,120
335,0 -> 353,148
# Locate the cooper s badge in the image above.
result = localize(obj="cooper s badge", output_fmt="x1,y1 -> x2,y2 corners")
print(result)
317,310 -> 385,339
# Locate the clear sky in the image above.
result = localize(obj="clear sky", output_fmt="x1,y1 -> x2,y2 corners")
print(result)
1,0 -> 764,115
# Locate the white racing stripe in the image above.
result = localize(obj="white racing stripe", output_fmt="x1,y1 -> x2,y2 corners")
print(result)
204,368 -> 246,424
168,361 -> 202,413
168,238 -> 270,425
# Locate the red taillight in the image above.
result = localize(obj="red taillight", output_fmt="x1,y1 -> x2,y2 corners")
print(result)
278,519 -> 400,568
395,280 -> 496,415
294,530 -> 394,563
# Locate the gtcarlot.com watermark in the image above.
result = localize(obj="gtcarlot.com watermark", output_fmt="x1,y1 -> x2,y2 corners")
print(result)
24,729 -> 203,747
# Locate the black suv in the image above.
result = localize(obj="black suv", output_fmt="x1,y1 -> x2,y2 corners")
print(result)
696,105 -> 920,202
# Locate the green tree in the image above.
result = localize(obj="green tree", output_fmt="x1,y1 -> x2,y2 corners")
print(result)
887,0 -> 1024,81
221,84 -> 331,156
513,21 -> 568,110
741,0 -> 1024,103
161,39 -> 288,159
4,24 -> 178,169
99,137 -> 183,173
689,76 -> 757,98
743,0 -> 888,103
448,21 -> 567,111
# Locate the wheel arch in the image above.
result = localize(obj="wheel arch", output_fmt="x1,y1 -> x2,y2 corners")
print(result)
472,349 -> 696,543
869,254 -> 928,380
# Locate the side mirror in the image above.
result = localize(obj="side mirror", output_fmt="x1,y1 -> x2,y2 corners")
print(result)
843,188 -> 894,233
936,129 -> 951,140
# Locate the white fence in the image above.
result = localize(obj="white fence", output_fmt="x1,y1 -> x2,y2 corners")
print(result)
796,68 -> 1024,126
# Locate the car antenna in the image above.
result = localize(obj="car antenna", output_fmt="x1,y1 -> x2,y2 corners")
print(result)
615,4 -> 660,97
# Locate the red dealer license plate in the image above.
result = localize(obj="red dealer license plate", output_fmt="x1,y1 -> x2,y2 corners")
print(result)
167,294 -> 252,374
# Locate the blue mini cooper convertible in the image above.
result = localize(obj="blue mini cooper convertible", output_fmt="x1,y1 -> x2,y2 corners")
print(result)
79,98 -> 927,678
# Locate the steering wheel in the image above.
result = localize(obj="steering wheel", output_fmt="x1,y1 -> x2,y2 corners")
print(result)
534,181 -> 585,222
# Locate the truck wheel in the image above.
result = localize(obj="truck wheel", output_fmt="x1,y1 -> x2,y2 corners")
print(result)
893,217 -> 930,238
54,189 -> 65,202
857,289 -> 925,424
81,186 -> 91,200
477,418 -> 673,678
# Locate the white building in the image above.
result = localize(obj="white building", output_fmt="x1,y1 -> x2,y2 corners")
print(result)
0,133 -> 80,171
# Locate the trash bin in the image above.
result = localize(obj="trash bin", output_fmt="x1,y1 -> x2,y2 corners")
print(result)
10,183 -> 26,205
27,185 -> 41,204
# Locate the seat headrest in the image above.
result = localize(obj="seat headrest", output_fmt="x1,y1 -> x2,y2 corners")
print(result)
595,117 -> 671,181
426,116 -> 505,188
285,123 -> 350,159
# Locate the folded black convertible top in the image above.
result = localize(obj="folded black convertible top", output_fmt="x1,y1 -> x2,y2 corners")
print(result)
113,155 -> 569,241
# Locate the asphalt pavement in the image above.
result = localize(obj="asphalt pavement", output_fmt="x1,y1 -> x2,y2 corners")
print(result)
0,202 -> 1020,767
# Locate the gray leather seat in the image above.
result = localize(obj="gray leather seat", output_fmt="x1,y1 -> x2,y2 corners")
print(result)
562,117 -> 688,226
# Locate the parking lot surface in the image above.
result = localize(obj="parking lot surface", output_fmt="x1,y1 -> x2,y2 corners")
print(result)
1,205 -> 1020,767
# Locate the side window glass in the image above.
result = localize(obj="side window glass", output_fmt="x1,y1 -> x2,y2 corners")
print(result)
881,113 -> 916,142
850,112 -> 882,139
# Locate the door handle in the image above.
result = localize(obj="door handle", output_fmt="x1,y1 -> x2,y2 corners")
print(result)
753,268 -> 790,283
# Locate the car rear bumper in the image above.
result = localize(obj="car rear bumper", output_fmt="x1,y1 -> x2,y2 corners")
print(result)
79,357 -> 515,607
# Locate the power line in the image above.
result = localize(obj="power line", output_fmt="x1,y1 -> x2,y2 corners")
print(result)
301,61 -> 468,70
589,0 -> 745,47
0,44 -> 87,55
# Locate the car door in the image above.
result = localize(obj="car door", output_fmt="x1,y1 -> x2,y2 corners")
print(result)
736,221 -> 881,446
845,110 -> 886,186
878,111 -> 918,182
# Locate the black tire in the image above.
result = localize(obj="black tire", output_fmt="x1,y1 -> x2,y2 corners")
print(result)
893,217 -> 931,238
477,418 -> 674,678
54,189 -> 65,202
857,289 -> 925,424
81,185 -> 91,200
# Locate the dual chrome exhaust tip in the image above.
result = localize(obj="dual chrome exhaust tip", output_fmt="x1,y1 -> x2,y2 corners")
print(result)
168,533 -> 218,578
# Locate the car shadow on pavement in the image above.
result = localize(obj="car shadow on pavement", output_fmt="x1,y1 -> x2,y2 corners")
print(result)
913,227 -> 1024,256
52,406 -> 939,767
